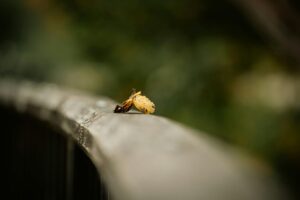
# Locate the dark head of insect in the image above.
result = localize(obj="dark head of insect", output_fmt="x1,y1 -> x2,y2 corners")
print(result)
114,105 -> 125,113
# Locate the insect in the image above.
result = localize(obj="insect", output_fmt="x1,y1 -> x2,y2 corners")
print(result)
114,89 -> 155,114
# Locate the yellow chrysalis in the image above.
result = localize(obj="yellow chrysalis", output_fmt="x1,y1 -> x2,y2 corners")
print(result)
114,89 -> 155,114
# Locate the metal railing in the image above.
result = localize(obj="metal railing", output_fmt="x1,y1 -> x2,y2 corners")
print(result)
0,79 -> 290,200
1,106 -> 109,200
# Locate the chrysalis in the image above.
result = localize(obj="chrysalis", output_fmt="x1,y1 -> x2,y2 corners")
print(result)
114,89 -> 155,114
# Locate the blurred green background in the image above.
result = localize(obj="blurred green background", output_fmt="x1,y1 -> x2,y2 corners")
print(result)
0,0 -> 299,197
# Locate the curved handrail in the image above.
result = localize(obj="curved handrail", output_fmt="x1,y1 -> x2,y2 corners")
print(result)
0,79 -> 289,200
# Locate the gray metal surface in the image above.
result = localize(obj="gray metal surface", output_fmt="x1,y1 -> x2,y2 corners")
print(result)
0,79 -> 289,200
